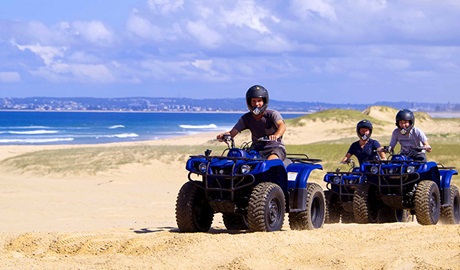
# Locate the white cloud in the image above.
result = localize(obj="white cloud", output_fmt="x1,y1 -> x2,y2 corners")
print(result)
126,12 -> 162,41
33,63 -> 116,83
24,21 -> 55,44
15,42 -> 67,66
148,0 -> 184,14
71,21 -> 113,45
222,0 -> 272,34
289,0 -> 337,21
186,21 -> 222,48
191,59 -> 213,72
0,72 -> 21,82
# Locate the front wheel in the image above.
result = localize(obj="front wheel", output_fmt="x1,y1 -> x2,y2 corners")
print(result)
440,185 -> 460,224
289,183 -> 325,230
248,182 -> 285,232
175,181 -> 214,232
414,180 -> 440,225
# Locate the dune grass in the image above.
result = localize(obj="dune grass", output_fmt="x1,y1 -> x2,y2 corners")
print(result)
1,139 -> 459,181
0,145 -> 211,176
285,109 -> 387,127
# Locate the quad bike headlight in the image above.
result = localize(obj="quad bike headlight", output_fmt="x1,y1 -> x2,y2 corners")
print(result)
347,179 -> 358,184
333,176 -> 341,184
406,166 -> 416,173
370,166 -> 379,174
198,163 -> 207,173
240,164 -> 251,174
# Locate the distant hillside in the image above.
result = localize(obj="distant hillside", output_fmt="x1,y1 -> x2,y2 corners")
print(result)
284,105 -> 460,144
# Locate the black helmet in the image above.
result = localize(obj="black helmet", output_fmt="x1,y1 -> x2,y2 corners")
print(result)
356,119 -> 373,140
246,85 -> 269,116
395,109 -> 414,135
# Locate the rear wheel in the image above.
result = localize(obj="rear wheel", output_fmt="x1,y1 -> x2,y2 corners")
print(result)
395,209 -> 412,223
289,183 -> 325,230
414,180 -> 440,225
223,214 -> 249,230
440,185 -> 460,224
175,181 -> 214,232
378,207 -> 411,223
340,211 -> 355,223
353,184 -> 379,224
324,191 -> 341,224
248,182 -> 285,232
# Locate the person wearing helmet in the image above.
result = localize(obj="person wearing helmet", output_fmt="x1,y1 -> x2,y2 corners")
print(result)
389,109 -> 432,161
340,119 -> 386,166
216,85 -> 286,160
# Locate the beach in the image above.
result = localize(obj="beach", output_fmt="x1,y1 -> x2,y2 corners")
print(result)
1,107 -> 460,269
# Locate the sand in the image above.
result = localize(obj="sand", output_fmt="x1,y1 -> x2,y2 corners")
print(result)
1,108 -> 460,269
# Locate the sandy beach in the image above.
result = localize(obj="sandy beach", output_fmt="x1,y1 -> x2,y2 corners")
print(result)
1,107 -> 460,269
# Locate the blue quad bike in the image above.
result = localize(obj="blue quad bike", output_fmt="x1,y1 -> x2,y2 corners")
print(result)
353,146 -> 460,225
323,159 -> 364,223
175,135 -> 326,232
324,158 -> 412,224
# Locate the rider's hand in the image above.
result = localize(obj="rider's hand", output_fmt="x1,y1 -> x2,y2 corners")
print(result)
268,134 -> 279,141
217,132 -> 230,142
382,146 -> 392,153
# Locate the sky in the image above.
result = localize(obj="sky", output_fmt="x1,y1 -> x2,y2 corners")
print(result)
0,0 -> 459,104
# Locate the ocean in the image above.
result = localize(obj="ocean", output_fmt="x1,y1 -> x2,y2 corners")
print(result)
0,111 -> 303,145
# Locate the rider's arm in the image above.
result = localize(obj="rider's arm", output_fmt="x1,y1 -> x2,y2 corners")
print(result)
389,129 -> 398,149
341,153 -> 352,164
377,147 -> 387,160
269,119 -> 286,141
423,141 -> 432,152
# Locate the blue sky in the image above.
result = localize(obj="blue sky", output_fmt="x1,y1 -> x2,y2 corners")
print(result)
1,0 -> 459,104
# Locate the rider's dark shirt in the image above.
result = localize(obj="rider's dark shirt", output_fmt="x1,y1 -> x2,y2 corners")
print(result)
347,138 -> 381,165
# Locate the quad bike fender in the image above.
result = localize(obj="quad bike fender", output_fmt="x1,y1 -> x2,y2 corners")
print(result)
286,163 -> 323,189
257,159 -> 286,173
439,168 -> 458,206
439,168 -> 458,189
285,163 -> 322,212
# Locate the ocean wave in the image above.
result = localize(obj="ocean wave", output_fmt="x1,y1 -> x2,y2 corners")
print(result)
95,133 -> 139,139
0,125 -> 51,129
179,124 -> 218,129
0,138 -> 74,144
8,130 -> 59,135
108,125 -> 125,129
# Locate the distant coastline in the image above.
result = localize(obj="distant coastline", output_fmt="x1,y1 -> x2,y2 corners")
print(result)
1,97 -> 457,114
427,111 -> 460,118
0,109 -> 311,115
0,109 -> 458,118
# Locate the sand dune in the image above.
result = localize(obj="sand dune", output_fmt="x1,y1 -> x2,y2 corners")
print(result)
1,107 -> 460,269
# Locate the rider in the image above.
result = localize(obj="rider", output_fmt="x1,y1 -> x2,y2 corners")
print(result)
216,85 -> 286,160
340,119 -> 386,166
389,109 -> 432,161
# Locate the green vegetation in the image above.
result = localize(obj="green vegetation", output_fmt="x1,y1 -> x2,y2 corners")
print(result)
1,140 -> 459,182
0,145 -> 216,176
285,108 -> 390,128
